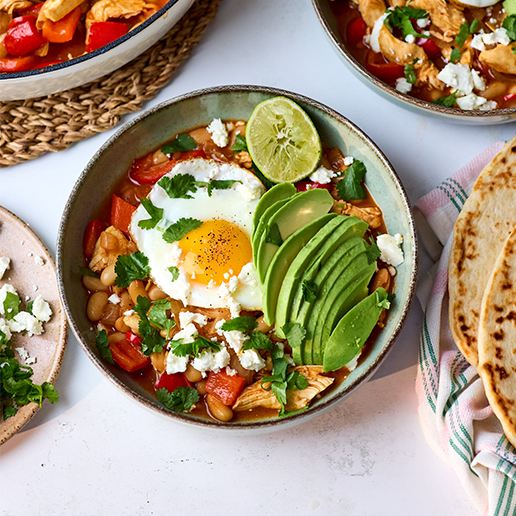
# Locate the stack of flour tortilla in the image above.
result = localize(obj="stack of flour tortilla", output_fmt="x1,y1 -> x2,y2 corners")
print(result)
449,134 -> 516,447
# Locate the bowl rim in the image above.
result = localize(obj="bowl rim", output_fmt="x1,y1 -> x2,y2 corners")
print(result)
57,84 -> 419,430
0,0 -> 183,81
311,0 -> 516,119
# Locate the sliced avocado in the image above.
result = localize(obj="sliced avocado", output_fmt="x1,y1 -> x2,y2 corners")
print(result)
310,263 -> 375,364
275,215 -> 368,339
255,188 -> 334,282
290,239 -> 370,364
252,183 -> 297,238
503,0 -> 516,15
323,288 -> 388,372
262,213 -> 336,326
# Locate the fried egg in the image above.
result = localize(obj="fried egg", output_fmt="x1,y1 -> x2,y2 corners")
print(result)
130,158 -> 265,312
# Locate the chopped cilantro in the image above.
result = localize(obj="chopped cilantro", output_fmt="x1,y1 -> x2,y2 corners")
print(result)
138,198 -> 164,230
95,329 -> 114,364
337,159 -> 367,201
220,316 -> 257,333
432,92 -> 457,107
168,266 -> 180,281
231,134 -> 248,153
114,251 -> 150,288
375,290 -> 392,310
3,292 -> 20,321
161,134 -> 198,155
133,296 -> 167,356
169,336 -> 221,358
455,20 -> 479,48
287,370 -> 309,390
503,15 -> 516,41
162,217 -> 203,243
265,222 -> 283,246
386,6 -> 430,40
148,299 -> 176,340
243,331 -> 274,351
404,63 -> 417,84
205,179 -> 241,197
366,237 -> 382,265
26,300 -> 34,316
450,47 -> 460,64
79,266 -> 99,278
156,386 -> 199,412
302,280 -> 317,303
281,322 -> 306,349
158,173 -> 241,199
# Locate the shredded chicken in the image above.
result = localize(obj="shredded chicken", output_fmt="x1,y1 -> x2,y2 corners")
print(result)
0,0 -> 31,13
440,43 -> 472,66
386,0 -> 405,6
332,201 -> 383,229
233,366 -> 334,411
410,0 -> 465,41
480,44 -> 516,75
357,0 -> 386,27
234,151 -> 253,169
37,0 -> 83,24
88,0 -> 145,23
89,226 -> 136,273
378,26 -> 444,90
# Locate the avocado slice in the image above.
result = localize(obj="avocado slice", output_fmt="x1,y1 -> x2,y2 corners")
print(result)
255,188 -> 334,282
275,215 -> 368,339
262,213 -> 337,325
309,263 -> 375,364
290,239 -> 370,364
252,183 -> 297,238
323,288 -> 388,372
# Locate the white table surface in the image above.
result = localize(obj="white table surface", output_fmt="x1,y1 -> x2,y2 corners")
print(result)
1,0 -> 514,514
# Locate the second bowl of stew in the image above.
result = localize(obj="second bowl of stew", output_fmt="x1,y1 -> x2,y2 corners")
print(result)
57,85 -> 417,432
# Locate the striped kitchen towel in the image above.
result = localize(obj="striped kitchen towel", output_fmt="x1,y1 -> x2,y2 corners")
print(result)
414,141 -> 516,516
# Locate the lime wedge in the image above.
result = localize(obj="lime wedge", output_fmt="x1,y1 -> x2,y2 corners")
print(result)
246,97 -> 322,183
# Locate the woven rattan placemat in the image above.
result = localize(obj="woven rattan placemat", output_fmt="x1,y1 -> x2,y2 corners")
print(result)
0,0 -> 223,168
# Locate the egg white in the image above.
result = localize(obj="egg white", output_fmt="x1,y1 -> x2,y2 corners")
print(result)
130,158 -> 265,310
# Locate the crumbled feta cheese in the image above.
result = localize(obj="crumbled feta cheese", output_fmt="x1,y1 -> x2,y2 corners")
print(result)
309,166 -> 336,184
179,311 -> 208,329
456,93 -> 496,110
15,347 -> 35,365
0,257 -> 10,280
192,346 -> 230,373
471,69 -> 486,91
483,28 -> 510,46
215,319 -> 249,353
236,183 -> 262,201
173,322 -> 198,344
377,234 -> 404,267
9,312 -> 43,336
437,63 -> 481,96
32,296 -> 52,322
395,77 -> 412,94
370,13 -> 390,53
124,309 -> 135,316
34,256 -> 45,266
0,318 -> 12,341
166,353 -> 189,374
166,242 -> 183,267
343,156 -> 354,166
405,34 -> 415,44
416,17 -> 430,28
108,294 -> 121,305
347,353 -> 360,372
238,262 -> 259,288
218,277 -> 241,317
239,349 -> 266,371
207,118 -> 229,148
0,284 -> 17,315
471,34 -> 486,51
225,366 -> 237,376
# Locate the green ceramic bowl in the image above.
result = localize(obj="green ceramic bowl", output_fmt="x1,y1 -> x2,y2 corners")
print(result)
57,85 -> 418,432
312,0 -> 516,124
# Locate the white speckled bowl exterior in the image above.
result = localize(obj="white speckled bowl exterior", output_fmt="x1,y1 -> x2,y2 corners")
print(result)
57,85 -> 418,433
312,0 -> 516,124
0,0 -> 194,101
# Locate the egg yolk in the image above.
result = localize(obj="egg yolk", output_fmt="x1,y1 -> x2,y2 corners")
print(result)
179,220 -> 253,285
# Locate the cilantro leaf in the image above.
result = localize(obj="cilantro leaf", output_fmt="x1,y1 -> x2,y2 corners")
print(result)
366,237 -> 382,265
3,292 -> 20,321
148,299 -> 176,339
134,296 -> 166,356
243,331 -> 274,351
26,300 -> 34,315
168,266 -> 180,281
450,47 -> 461,64
337,160 -> 367,201
79,266 -> 99,278
265,223 -> 283,246
95,329 -> 114,364
138,198 -> 163,230
231,134 -> 248,153
386,7 -> 430,40
503,15 -> 516,40
455,19 -> 479,48
220,316 -> 257,333
302,280 -> 317,303
3,404 -> 17,419
114,251 -> 150,288
156,386 -> 199,412
161,134 -> 197,155
404,63 -> 417,84
432,92 -> 457,107
162,218 -> 203,243
287,370 -> 309,390
169,336 -> 221,358
281,322 -> 306,349
205,179 -> 241,197
158,173 -> 198,199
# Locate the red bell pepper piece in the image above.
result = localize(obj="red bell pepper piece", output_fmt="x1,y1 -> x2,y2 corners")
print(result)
504,93 -> 516,102
110,194 -> 137,235
129,148 -> 206,185
0,55 -> 37,72
205,370 -> 246,406
109,338 -> 150,372
42,6 -> 81,43
4,16 -> 45,57
155,372 -> 190,392
17,2 -> 44,16
295,180 -> 332,192
416,37 -> 440,58
86,21 -> 127,53
365,51 -> 404,82
347,17 -> 366,46
83,220 -> 105,258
